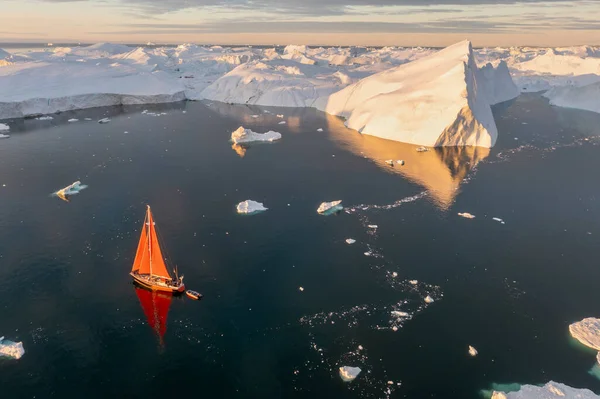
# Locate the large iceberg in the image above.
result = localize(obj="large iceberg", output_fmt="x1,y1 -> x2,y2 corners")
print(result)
544,82 -> 600,114
230,127 -> 281,144
0,337 -> 25,359
570,317 -> 600,351
315,41 -> 512,148
491,381 -> 600,398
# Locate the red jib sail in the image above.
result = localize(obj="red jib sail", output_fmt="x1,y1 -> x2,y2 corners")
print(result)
131,206 -> 172,280
135,286 -> 172,342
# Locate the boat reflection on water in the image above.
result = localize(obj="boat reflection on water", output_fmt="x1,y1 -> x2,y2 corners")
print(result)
325,113 -> 489,209
134,285 -> 172,347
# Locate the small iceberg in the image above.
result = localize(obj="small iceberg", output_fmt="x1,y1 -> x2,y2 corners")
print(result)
458,212 -> 476,219
317,128 -> 323,132
569,317 -> 600,351
424,295 -> 434,304
368,225 -> 378,229
0,337 -> 25,359
416,146 -> 429,152
278,121 -> 286,125
385,159 -> 394,166
0,134 -> 9,139
98,118 -> 111,124
0,123 -> 9,131
317,200 -> 342,214
409,280 -> 418,285
68,118 -> 79,122
492,217 -> 505,224
236,200 -> 268,215
468,345 -> 478,357
391,311 -> 410,318
231,126 -> 282,144
345,238 -> 356,244
54,180 -> 88,202
339,366 -> 361,382
36,116 -> 54,120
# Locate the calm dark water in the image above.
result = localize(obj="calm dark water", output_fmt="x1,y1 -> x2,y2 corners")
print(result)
1,95 -> 600,398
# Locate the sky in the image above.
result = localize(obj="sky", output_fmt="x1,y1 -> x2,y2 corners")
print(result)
1,0 -> 600,46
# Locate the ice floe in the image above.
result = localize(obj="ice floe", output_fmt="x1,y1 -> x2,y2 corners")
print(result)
317,200 -> 343,214
236,200 -> 268,214
53,180 -> 88,202
458,212 -> 476,219
468,345 -> 478,356
0,337 -> 25,359
339,366 -> 361,382
424,296 -> 434,304
0,123 -> 9,131
0,134 -> 9,139
345,238 -> 356,244
490,381 -> 600,399
98,118 -> 110,124
570,317 -> 600,351
230,126 -> 281,144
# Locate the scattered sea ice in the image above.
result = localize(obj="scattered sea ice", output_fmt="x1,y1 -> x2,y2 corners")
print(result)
0,123 -> 9,131
339,366 -> 361,382
468,346 -> 478,357
424,296 -> 434,304
317,200 -> 342,214
391,311 -> 409,318
236,200 -> 268,214
458,212 -> 476,219
98,118 -> 110,123
345,238 -> 356,244
0,337 -> 25,359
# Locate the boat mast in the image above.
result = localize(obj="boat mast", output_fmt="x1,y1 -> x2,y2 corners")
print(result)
147,206 -> 153,276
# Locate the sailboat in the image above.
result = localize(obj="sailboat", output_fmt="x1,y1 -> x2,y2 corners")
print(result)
130,206 -> 185,293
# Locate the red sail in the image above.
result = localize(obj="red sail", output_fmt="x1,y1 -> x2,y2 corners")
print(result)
146,209 -> 172,280
135,287 -> 172,341
131,207 -> 172,279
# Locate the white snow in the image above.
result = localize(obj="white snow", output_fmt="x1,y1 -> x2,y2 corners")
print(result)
317,200 -> 342,214
230,126 -> 281,144
236,200 -> 268,214
315,41 -> 511,148
339,366 -> 361,382
468,345 -> 478,356
490,381 -> 600,399
570,318 -> 600,351
0,123 -> 9,131
0,337 -> 25,359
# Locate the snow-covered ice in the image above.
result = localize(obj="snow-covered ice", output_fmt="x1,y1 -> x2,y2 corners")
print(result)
468,346 -> 478,356
570,318 -> 600,351
490,381 -> 600,399
236,200 -> 268,214
0,337 -> 25,359
339,366 -> 362,382
317,200 -> 342,214
231,126 -> 281,144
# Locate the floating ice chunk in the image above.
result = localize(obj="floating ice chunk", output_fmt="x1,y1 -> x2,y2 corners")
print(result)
391,272 -> 398,278
236,200 -> 268,214
278,121 -> 286,125
458,212 -> 476,219
493,217 -> 505,224
317,200 -> 342,214
345,238 -> 356,244
276,114 -> 284,118
358,345 -> 364,350
36,116 -> 54,120
231,126 -> 282,144
397,160 -> 405,165
54,180 -> 88,202
385,159 -> 394,166
142,110 -> 148,114
491,381 -> 599,399
98,118 -> 110,123
251,115 -> 259,118
0,123 -> 9,131
468,346 -> 478,357
364,252 -> 371,256
0,337 -> 25,359
68,118 -> 79,122
570,318 -> 600,351
0,134 -> 9,139
424,295 -> 434,303
391,311 -> 409,318
598,352 -> 600,365
416,146 -> 429,152
339,366 -> 361,382
84,118 -> 92,121
299,287 -> 304,292
409,280 -> 418,285
392,326 -> 398,331
317,128 -> 323,132
368,225 -> 378,229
